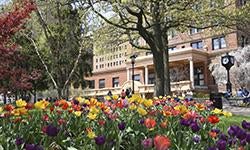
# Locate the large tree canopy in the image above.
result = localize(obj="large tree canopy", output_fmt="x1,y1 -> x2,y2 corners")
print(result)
80,0 -> 240,96
21,0 -> 93,98
0,0 -> 37,103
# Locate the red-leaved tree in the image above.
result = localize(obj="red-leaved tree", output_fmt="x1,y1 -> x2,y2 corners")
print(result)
0,0 -> 36,103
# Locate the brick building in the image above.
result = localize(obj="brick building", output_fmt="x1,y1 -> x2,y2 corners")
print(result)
83,1 -> 249,97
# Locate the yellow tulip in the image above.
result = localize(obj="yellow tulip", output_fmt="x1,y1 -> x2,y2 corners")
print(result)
87,113 -> 97,120
34,100 -> 49,110
174,105 -> 188,114
76,97 -> 84,104
137,107 -> 147,116
87,131 -> 96,139
89,107 -> 99,114
74,111 -> 82,117
143,99 -> 153,107
223,111 -> 232,117
12,107 -> 28,116
112,95 -> 119,100
105,96 -> 111,101
129,104 -> 137,110
16,99 -> 27,108
0,107 -> 3,113
212,108 -> 222,114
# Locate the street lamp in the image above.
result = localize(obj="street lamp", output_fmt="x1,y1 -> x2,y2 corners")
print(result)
221,52 -> 234,95
130,54 -> 137,94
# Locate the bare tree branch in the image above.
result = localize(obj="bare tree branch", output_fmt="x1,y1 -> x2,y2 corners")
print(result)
23,34 -> 59,90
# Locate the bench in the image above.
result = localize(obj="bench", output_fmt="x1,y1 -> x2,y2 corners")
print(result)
227,97 -> 245,106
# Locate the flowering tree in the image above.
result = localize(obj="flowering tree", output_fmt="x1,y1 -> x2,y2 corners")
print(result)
209,46 -> 250,91
0,0 -> 36,103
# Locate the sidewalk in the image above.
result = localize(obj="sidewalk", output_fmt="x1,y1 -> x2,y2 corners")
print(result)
223,104 -> 250,116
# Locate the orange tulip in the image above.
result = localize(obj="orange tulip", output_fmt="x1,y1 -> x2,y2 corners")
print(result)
144,118 -> 156,129
154,135 -> 171,150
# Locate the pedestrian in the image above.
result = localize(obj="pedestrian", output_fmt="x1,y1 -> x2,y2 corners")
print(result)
121,89 -> 126,99
107,90 -> 112,97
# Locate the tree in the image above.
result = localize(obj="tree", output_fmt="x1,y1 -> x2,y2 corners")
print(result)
23,0 -> 93,98
0,0 -> 36,103
81,0 -> 238,96
209,46 -> 250,91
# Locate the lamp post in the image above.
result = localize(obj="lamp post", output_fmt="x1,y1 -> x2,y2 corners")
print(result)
130,54 -> 137,94
221,53 -> 234,95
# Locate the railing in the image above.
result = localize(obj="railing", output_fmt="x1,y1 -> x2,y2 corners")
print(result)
83,80 -> 192,97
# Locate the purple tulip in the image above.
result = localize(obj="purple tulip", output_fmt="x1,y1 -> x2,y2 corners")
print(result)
73,100 -> 79,105
180,119 -> 191,127
236,128 -> 247,140
219,133 -> 228,141
242,120 -> 250,130
228,125 -> 240,136
15,137 -> 24,146
118,122 -> 126,131
139,119 -> 144,124
190,122 -> 200,132
211,128 -> 220,134
25,144 -> 35,150
95,135 -> 106,145
46,124 -> 59,137
246,133 -> 250,143
207,146 -> 216,150
216,140 -> 227,150
192,135 -> 201,143
141,138 -> 153,149
228,138 -> 237,146
240,139 -> 247,146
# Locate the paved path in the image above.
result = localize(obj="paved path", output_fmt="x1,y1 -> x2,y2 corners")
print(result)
222,98 -> 250,116
223,104 -> 250,116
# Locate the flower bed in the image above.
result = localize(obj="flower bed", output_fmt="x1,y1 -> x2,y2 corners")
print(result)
0,95 -> 249,150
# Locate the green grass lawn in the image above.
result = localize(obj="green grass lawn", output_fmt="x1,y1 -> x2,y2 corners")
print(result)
218,115 -> 250,132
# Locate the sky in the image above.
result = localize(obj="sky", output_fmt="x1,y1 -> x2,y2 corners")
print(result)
0,0 -> 10,5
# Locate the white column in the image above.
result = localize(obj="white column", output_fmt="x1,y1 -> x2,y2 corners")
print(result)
144,65 -> 148,85
189,58 -> 194,89
127,68 -> 130,81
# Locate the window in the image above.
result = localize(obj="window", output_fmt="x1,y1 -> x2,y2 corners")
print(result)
112,77 -> 119,87
119,61 -> 122,65
191,41 -> 203,49
148,73 -> 155,84
240,35 -> 249,47
133,74 -> 140,81
119,54 -> 121,58
168,47 -> 177,51
99,79 -> 105,89
89,80 -> 95,89
190,28 -> 202,34
96,59 -> 98,63
125,45 -> 127,49
96,65 -> 98,69
212,36 -> 226,50
194,67 -> 204,86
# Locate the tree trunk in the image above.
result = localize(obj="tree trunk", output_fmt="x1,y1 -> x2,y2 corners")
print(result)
162,38 -> 171,95
152,50 -> 165,96
3,93 -> 7,104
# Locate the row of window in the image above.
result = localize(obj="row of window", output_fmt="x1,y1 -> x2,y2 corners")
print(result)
111,45 -> 127,53
96,52 -> 127,63
96,60 -> 125,69
99,77 -> 119,89
190,36 -> 226,50
94,68 -> 205,89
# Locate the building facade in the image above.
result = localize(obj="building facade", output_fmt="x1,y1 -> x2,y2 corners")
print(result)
83,1 -> 249,97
